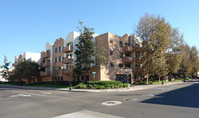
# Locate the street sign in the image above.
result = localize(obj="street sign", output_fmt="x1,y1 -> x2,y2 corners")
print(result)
92,72 -> 96,75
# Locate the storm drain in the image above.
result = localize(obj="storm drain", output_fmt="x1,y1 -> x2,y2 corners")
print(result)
101,101 -> 122,106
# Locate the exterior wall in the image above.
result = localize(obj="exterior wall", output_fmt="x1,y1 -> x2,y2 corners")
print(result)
96,33 -> 134,83
52,38 -> 64,79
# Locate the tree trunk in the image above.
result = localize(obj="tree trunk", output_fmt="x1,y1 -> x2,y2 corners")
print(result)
158,76 -> 161,82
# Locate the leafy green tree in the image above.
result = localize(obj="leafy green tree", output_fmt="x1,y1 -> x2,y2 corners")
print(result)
12,61 -> 40,85
95,46 -> 108,81
136,14 -> 171,81
0,56 -> 11,80
74,22 -> 95,82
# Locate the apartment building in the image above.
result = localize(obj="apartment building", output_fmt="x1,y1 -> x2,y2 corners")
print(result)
40,32 -> 142,83
12,52 -> 40,66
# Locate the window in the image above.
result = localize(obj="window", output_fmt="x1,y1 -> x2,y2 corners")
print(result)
110,50 -> 114,55
110,62 -> 114,67
120,52 -> 123,58
59,46 -> 62,52
55,57 -> 58,63
55,47 -> 58,53
125,64 -> 131,68
125,53 -> 130,57
59,56 -> 62,62
57,77 -> 60,81
119,63 -> 123,68
120,41 -> 123,47
110,38 -> 113,43
47,50 -> 50,53
60,76 -> 63,81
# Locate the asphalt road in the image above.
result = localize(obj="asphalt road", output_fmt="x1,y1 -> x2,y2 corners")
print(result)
1,80 -> 199,118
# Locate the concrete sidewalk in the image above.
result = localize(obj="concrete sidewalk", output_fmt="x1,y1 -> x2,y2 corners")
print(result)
0,81 -> 184,92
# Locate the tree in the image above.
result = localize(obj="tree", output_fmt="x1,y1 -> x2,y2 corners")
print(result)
136,14 -> 171,81
95,46 -> 108,81
74,22 -> 95,82
12,61 -> 40,85
166,29 -> 184,79
0,56 -> 11,80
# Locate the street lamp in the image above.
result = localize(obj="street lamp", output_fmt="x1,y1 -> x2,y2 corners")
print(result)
69,58 -> 72,91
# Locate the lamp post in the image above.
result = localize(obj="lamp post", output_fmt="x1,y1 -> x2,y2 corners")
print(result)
92,72 -> 96,89
69,58 -> 72,91
126,69 -> 130,89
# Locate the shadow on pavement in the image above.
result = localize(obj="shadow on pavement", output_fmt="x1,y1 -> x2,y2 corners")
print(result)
141,83 -> 199,108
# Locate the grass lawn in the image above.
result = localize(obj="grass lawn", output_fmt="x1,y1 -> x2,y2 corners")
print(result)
151,78 -> 185,85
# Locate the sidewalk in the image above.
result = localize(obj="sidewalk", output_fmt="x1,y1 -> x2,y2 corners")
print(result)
0,81 -> 184,92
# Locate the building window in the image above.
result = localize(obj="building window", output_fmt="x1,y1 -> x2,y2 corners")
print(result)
125,53 -> 130,57
59,56 -> 62,62
55,47 -> 58,53
47,50 -> 50,53
59,46 -> 62,52
55,57 -> 58,63
125,64 -> 131,68
120,41 -> 123,47
110,38 -> 113,43
110,62 -> 114,67
60,76 -> 63,81
120,52 -> 123,58
119,63 -> 123,68
57,77 -> 60,81
110,50 -> 114,55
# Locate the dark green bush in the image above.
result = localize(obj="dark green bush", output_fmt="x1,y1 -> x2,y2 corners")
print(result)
75,83 -> 87,89
123,83 -> 127,87
95,85 -> 105,89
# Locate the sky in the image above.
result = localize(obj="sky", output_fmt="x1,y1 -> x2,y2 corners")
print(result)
0,0 -> 199,66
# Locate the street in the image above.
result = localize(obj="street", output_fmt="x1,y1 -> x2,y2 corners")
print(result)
1,80 -> 199,118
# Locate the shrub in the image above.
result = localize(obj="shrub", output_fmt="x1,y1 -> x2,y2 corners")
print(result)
95,85 -> 105,89
87,84 -> 93,89
123,83 -> 127,87
75,83 -> 87,89
105,84 -> 111,89
111,84 -> 114,88
148,81 -> 153,85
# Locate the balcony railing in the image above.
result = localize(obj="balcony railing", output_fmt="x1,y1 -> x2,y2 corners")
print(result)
42,62 -> 50,67
62,58 -> 73,64
40,71 -> 50,77
62,45 -> 73,53
123,56 -> 133,64
62,68 -> 72,75
41,52 -> 50,58
123,45 -> 133,53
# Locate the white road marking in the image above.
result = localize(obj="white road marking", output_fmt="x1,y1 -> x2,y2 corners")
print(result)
101,101 -> 122,106
10,94 -> 31,98
11,90 -> 47,97
40,92 -> 52,95
53,110 -> 124,118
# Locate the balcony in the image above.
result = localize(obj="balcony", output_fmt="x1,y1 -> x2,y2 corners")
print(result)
123,45 -> 133,53
40,71 -> 50,77
42,62 -> 50,67
62,68 -> 72,75
123,56 -> 133,64
62,58 -> 73,64
41,52 -> 50,58
62,45 -> 73,53
134,47 -> 142,53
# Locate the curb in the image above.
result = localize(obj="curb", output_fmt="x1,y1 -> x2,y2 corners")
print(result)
0,81 -> 184,92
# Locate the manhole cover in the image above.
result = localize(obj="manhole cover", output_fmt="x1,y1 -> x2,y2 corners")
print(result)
101,101 -> 122,106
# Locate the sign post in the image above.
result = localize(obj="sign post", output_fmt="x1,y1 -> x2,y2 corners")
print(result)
92,72 -> 96,89
126,69 -> 130,89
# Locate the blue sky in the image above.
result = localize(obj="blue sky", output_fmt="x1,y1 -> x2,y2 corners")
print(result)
0,0 -> 199,66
